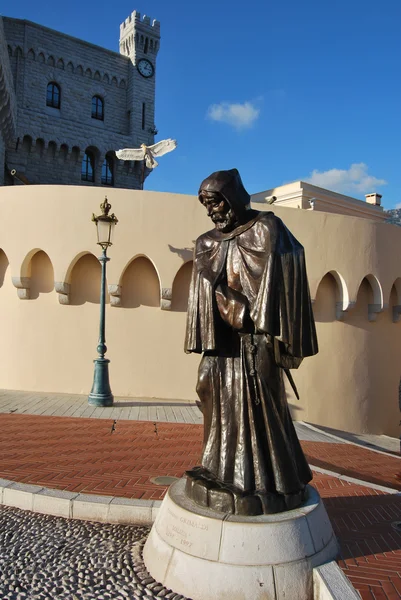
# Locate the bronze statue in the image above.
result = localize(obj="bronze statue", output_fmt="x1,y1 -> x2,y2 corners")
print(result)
185,169 -> 318,516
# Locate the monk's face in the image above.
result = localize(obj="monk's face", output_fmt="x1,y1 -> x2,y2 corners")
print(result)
200,191 -> 238,233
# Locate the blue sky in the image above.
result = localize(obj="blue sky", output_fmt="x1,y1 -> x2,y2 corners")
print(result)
4,0 -> 401,208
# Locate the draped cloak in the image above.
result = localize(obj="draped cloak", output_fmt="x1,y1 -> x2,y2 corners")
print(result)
184,169 -> 318,515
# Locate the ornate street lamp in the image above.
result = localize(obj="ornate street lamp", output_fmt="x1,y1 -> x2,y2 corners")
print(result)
88,197 -> 118,407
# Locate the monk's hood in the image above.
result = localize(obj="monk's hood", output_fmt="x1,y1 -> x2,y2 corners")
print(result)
198,168 -> 251,221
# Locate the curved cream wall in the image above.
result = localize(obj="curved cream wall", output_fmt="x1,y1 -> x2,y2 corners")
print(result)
0,185 -> 399,437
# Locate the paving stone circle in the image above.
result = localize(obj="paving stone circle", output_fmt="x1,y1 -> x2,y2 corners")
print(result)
0,505 -> 190,600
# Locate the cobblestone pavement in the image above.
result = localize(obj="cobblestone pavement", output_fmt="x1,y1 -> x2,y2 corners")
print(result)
0,505 -> 188,600
1,476 -> 401,600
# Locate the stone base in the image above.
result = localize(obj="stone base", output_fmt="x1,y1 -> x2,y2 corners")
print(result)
185,465 -> 307,515
143,479 -> 338,600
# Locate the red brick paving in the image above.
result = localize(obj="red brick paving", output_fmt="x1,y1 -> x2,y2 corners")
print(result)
0,414 -> 203,499
0,413 -> 400,598
318,477 -> 401,599
303,442 -> 401,492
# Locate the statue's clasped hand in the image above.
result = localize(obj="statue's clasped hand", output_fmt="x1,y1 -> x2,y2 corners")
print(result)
215,284 -> 252,332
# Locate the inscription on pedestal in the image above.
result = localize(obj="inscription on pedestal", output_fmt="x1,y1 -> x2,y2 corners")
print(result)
144,480 -> 338,600
155,496 -> 222,561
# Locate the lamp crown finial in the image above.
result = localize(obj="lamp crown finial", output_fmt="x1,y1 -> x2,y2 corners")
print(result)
100,196 -> 112,217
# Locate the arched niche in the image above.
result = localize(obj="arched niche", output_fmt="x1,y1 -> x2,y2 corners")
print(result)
47,141 -> 57,159
0,250 -> 9,288
364,274 -> 383,307
69,253 -> 102,306
29,251 -> 54,299
22,135 -> 32,153
348,276 -> 381,326
312,273 -> 338,323
390,277 -> 401,304
121,256 -> 160,308
35,138 -> 45,156
71,146 -> 80,162
60,144 -> 68,159
362,274 -> 383,321
355,277 -> 373,305
171,261 -> 193,312
390,278 -> 401,322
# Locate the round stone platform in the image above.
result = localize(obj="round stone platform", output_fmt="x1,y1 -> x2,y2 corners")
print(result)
143,479 -> 338,600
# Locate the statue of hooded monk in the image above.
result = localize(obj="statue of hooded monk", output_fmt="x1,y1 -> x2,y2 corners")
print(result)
184,169 -> 318,516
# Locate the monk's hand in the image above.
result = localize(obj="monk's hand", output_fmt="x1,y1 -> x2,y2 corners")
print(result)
215,284 -> 252,331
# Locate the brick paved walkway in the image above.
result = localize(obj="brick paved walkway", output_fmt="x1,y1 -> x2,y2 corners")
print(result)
320,479 -> 401,599
303,442 -> 401,492
1,412 -> 401,598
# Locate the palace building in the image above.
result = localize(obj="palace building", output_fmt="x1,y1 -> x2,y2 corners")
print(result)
0,11 -> 160,188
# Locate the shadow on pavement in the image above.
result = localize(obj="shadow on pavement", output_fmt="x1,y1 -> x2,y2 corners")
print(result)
323,492 -> 401,559
306,422 -> 400,456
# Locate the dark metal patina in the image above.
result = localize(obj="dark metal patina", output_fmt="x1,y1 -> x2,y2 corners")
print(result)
184,169 -> 318,516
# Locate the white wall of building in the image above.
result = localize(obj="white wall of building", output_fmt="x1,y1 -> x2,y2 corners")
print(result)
0,185 -> 399,437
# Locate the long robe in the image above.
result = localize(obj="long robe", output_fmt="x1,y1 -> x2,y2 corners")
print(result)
185,210 -> 318,515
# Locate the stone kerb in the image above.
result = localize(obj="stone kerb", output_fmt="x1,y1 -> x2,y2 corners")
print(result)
143,479 -> 338,600
313,562 -> 360,600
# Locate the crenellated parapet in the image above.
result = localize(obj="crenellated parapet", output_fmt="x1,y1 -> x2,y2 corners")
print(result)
120,11 -> 161,35
119,11 -> 161,60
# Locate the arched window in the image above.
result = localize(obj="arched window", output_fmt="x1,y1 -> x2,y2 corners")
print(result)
91,95 -> 104,120
46,82 -> 60,108
81,151 -> 95,182
101,154 -> 114,186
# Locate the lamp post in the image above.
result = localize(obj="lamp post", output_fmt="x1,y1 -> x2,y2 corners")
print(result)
88,197 -> 118,407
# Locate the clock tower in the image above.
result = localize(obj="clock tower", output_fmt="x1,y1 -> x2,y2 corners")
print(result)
119,11 -> 160,147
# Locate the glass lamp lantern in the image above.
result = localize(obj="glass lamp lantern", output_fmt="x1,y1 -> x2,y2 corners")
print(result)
92,197 -> 118,248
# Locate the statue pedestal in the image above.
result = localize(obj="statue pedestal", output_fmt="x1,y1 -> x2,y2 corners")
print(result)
143,479 -> 338,600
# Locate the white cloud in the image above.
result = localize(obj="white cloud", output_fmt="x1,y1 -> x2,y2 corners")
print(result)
206,101 -> 260,130
305,163 -> 387,195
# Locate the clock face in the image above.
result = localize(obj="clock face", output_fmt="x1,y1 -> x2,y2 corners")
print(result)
137,59 -> 154,78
